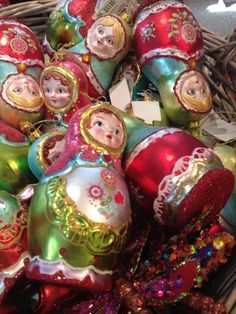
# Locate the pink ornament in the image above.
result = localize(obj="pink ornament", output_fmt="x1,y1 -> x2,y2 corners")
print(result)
41,51 -> 89,124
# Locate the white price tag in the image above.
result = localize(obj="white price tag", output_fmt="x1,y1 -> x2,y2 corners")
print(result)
95,0 -> 107,12
201,112 -> 236,142
131,101 -> 161,124
109,78 -> 131,112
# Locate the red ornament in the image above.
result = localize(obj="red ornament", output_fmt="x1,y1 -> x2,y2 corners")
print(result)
134,1 -> 204,67
0,19 -> 45,130
41,52 -> 89,124
124,128 -> 234,229
0,191 -> 29,305
32,283 -> 75,313
66,0 -> 99,37
0,19 -> 44,66
0,0 -> 9,7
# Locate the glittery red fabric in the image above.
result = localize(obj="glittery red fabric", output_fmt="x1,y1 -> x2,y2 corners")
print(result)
67,0 -> 99,37
177,167 -> 235,228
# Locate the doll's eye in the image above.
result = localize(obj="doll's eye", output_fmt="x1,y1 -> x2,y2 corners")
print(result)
45,88 -> 50,93
114,129 -> 120,136
94,120 -> 103,128
106,36 -> 114,46
50,152 -> 61,162
200,88 -> 206,94
13,87 -> 22,94
97,26 -> 104,35
32,90 -> 38,96
57,88 -> 65,94
187,88 -> 196,96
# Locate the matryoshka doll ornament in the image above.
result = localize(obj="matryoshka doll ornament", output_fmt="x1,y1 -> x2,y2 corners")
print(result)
69,13 -> 132,98
41,50 -> 89,124
0,19 -> 45,130
27,102 -> 132,292
133,0 -> 212,126
0,190 -> 29,305
0,121 -> 37,194
45,0 -> 102,53
28,128 -> 66,180
122,114 -> 234,230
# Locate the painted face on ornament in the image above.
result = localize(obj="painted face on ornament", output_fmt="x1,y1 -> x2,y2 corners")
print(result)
86,16 -> 125,59
175,70 -> 212,113
44,134 -> 66,166
2,74 -> 43,111
86,110 -> 124,149
42,72 -> 72,110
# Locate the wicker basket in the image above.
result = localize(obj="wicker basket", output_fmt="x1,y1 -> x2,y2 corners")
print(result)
202,26 -> 236,123
0,0 -> 60,41
0,0 -> 235,123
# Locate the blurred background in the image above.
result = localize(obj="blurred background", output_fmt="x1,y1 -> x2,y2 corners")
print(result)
185,0 -> 236,36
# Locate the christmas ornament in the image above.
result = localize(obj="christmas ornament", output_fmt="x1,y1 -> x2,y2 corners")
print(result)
41,50 -> 89,124
53,222 -> 235,314
45,0 -> 101,53
133,0 -> 212,126
117,222 -> 234,312
68,13 -> 132,97
27,103 -> 132,292
123,114 -> 234,230
0,121 -> 36,194
45,0 -> 137,55
28,128 -> 66,179
185,291 -> 227,314
0,19 -> 45,130
0,0 -> 9,7
0,190 -> 29,305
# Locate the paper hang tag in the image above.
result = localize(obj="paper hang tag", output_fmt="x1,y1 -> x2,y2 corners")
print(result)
93,0 -> 138,19
95,0 -> 107,12
109,78 -> 131,112
201,111 -> 236,142
132,101 -> 161,124
56,0 -> 67,9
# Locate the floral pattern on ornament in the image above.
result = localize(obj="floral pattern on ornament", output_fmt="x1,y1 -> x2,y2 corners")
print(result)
114,191 -> 124,205
87,184 -> 105,201
167,9 -> 201,44
2,27 -> 38,54
97,195 -> 114,219
10,37 -> 28,54
100,169 -> 116,185
133,0 -> 183,33
142,22 -> 157,42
